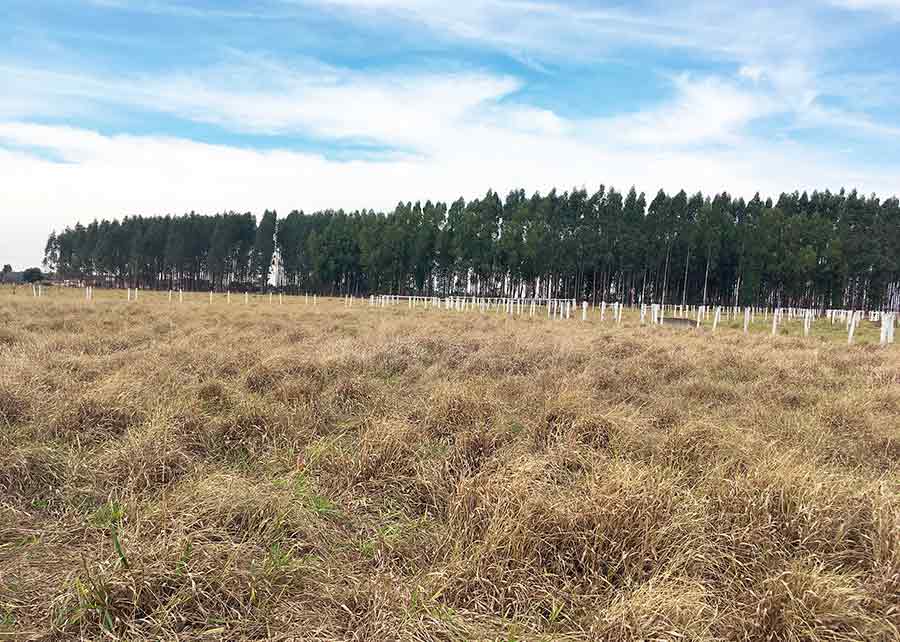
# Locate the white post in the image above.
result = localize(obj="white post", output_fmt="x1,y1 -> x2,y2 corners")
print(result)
771,308 -> 779,337
713,306 -> 720,332
227,291 -> 231,304
600,301 -> 606,322
209,291 -> 213,304
135,288 -> 138,301
582,301 -> 587,321
743,307 -> 750,334
696,305 -> 703,329
179,289 -> 183,303
640,304 -> 646,325
245,292 -> 249,305
848,311 -> 858,346
280,293 -> 283,305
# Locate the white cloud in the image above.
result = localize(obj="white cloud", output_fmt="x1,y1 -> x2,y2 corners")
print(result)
595,75 -> 776,146
302,1 -> 900,140
142,65 -> 521,148
830,0 -> 900,17
0,60 -> 521,151
310,0 -> 834,65
739,65 -> 765,82
0,57 -> 787,155
3,109 -> 898,268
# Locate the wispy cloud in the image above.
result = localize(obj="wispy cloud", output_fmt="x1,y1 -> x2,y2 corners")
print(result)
83,0 -> 272,19
829,0 -> 900,18
310,1 -> 834,63
1,57 -> 522,151
593,75 -> 777,147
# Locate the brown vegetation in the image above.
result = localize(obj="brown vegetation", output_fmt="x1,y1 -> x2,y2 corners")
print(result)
1,293 -> 898,640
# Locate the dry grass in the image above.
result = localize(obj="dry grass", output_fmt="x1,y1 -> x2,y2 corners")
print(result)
0,289 -> 898,640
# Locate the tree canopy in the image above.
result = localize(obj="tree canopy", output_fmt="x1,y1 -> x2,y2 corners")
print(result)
22,267 -> 44,283
43,186 -> 900,310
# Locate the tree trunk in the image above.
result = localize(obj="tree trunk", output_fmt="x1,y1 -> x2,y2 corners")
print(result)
702,249 -> 711,305
662,243 -> 671,307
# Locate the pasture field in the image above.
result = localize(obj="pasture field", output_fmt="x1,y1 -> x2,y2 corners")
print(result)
1,288 -> 898,640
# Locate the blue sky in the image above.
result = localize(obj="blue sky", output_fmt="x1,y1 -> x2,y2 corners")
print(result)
2,0 -> 900,268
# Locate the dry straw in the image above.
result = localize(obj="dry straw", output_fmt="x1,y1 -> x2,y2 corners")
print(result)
0,290 -> 897,640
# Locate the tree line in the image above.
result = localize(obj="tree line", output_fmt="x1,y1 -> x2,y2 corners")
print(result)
43,186 -> 900,310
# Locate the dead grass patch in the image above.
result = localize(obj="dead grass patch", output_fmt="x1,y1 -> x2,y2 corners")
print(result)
0,295 -> 897,639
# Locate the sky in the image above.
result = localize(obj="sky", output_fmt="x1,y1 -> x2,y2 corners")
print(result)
2,0 -> 900,269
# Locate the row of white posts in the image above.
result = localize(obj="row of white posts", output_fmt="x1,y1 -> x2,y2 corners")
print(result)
122,289 -> 319,306
73,286 -> 900,346
362,293 -> 898,344
366,294 -> 614,322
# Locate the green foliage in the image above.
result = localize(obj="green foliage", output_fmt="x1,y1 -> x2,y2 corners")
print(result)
22,267 -> 43,283
43,187 -> 900,309
89,501 -> 125,529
